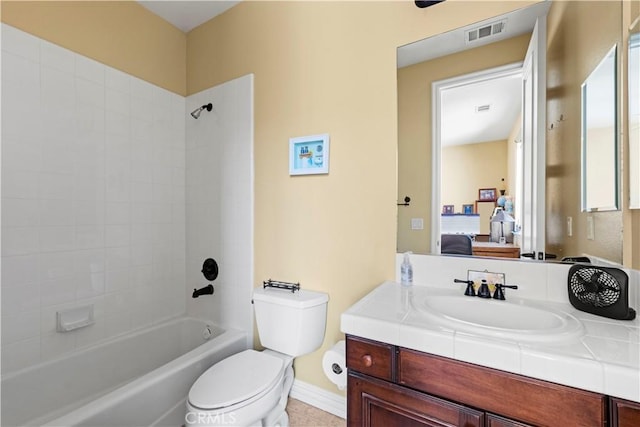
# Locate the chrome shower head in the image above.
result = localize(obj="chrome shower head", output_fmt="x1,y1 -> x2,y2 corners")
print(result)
190,103 -> 213,119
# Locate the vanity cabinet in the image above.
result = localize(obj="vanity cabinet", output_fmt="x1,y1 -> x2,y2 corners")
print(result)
346,335 -> 607,427
610,397 -> 640,426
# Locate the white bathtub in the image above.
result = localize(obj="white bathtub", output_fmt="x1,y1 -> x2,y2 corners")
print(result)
1,317 -> 248,427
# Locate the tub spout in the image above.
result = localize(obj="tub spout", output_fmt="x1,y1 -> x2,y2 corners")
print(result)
192,284 -> 214,298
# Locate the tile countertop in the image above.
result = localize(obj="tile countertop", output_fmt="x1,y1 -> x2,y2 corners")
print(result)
341,281 -> 640,403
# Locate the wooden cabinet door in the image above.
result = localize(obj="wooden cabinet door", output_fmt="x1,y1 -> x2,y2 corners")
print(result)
486,413 -> 534,427
611,397 -> 640,426
348,372 -> 483,427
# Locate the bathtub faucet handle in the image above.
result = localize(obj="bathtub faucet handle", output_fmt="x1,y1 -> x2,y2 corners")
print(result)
192,284 -> 214,298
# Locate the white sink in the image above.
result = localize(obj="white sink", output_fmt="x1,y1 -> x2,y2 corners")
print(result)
413,295 -> 585,343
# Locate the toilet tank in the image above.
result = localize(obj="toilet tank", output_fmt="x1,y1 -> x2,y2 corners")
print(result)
253,287 -> 328,357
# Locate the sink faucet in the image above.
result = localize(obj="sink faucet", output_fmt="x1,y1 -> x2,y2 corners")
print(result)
493,283 -> 518,300
477,280 -> 491,298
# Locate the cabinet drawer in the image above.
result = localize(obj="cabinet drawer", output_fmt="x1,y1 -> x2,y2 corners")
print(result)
398,348 -> 607,426
346,336 -> 394,381
611,397 -> 640,426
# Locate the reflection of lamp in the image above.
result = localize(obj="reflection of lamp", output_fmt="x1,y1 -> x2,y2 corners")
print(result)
490,209 -> 515,243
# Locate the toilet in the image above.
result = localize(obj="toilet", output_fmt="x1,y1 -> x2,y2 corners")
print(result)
185,287 -> 329,427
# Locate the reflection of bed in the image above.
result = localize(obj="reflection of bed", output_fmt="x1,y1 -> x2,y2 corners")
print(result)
441,234 -> 473,255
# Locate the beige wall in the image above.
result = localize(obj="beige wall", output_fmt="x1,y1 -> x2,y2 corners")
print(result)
397,33 -> 531,254
0,0 -> 542,395
441,140 -> 508,213
1,1 -> 187,95
545,1 -> 624,263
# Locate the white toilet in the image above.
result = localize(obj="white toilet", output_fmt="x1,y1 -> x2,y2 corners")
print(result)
185,287 -> 329,427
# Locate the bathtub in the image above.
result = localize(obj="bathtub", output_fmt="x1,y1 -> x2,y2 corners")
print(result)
1,317 -> 248,427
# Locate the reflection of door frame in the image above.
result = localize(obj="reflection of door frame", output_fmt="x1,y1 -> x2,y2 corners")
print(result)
431,63 -> 523,254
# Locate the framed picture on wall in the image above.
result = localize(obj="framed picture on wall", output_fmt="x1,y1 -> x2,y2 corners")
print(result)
289,133 -> 330,175
463,204 -> 474,214
478,188 -> 497,202
442,205 -> 454,214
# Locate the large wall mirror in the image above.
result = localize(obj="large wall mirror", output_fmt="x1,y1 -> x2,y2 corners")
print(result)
581,45 -> 618,212
397,0 -> 623,264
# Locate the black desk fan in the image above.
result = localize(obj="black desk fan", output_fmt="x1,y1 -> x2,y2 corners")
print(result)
568,264 -> 636,320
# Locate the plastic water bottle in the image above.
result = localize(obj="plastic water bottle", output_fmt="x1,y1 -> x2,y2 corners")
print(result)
401,252 -> 413,287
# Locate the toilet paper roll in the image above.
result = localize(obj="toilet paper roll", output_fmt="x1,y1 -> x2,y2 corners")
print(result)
322,340 -> 347,390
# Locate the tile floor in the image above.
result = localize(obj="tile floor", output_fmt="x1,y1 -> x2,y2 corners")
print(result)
287,398 -> 346,427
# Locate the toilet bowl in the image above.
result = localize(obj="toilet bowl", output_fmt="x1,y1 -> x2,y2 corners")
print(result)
186,287 -> 328,427
186,350 -> 294,427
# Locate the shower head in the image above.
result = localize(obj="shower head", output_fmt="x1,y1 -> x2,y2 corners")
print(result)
190,103 -> 213,119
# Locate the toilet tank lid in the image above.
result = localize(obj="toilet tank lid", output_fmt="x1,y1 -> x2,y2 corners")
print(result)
253,287 -> 329,308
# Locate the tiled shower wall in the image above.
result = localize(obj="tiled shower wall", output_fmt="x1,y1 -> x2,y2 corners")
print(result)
1,25 -> 187,373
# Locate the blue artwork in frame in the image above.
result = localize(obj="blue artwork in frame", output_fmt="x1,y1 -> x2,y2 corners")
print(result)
289,134 -> 330,175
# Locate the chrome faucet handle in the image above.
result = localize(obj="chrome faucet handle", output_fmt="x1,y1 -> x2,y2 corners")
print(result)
493,283 -> 518,300
454,279 -> 475,297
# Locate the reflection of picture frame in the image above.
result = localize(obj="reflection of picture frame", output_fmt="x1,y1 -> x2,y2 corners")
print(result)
478,188 -> 497,201
463,204 -> 474,214
289,133 -> 330,175
442,205 -> 454,214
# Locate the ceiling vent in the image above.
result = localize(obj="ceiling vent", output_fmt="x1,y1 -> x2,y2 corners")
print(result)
465,19 -> 507,44
475,104 -> 491,113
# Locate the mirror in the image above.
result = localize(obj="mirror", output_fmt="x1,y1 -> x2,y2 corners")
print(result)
581,46 -> 618,212
397,1 -> 624,263
630,18 -> 640,209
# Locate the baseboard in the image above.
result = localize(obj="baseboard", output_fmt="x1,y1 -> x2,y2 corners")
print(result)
290,379 -> 346,419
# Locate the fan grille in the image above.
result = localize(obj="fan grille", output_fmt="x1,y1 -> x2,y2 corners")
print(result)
569,268 -> 621,307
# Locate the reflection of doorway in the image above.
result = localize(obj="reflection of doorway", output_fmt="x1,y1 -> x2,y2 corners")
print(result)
432,63 -> 523,250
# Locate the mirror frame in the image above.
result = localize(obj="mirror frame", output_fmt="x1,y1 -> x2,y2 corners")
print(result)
629,17 -> 640,209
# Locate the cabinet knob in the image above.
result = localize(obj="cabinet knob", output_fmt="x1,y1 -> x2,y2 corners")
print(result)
362,354 -> 373,367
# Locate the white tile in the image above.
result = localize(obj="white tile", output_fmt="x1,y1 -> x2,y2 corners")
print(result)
74,176 -> 106,202
1,337 -> 41,374
105,202 -> 130,225
74,200 -> 106,225
1,283 -> 41,317
74,321 -> 106,349
105,110 -> 130,136
76,78 -> 105,108
105,269 -> 131,293
131,95 -> 154,121
39,172 -> 74,200
106,87 -> 130,115
75,272 -> 105,300
2,198 -> 40,227
104,288 -> 133,313
105,67 -> 130,93
130,76 -> 155,101
40,277 -> 77,307
75,225 -> 106,249
2,169 -> 39,199
75,54 -> 105,85
38,251 -> 75,282
40,138 -> 75,174
39,199 -> 74,226
1,51 -> 40,113
520,347 -> 604,393
2,24 -> 40,61
603,364 -> 640,402
546,262 -> 572,303
40,40 -> 74,73
2,135 -> 42,173
131,265 -> 153,287
105,224 -> 130,247
583,336 -> 640,368
106,246 -> 131,271
454,333 -> 522,374
131,181 -> 153,203
1,310 -> 41,345
41,65 -> 75,109
105,312 -> 132,338
39,226 -> 75,252
130,245 -> 153,267
2,254 -> 39,287
40,331 -> 76,361
2,227 -> 39,256
74,249 -> 106,274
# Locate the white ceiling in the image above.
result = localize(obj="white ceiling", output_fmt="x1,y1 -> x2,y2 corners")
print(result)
137,0 -> 240,32
398,2 -> 550,147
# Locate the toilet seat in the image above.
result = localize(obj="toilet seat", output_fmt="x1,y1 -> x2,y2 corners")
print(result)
188,349 -> 284,411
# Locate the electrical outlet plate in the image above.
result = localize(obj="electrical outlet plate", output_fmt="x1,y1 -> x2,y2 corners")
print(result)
467,269 -> 506,294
